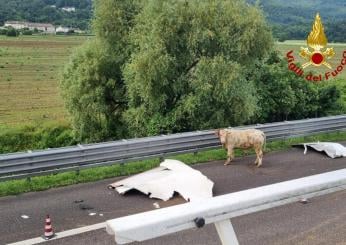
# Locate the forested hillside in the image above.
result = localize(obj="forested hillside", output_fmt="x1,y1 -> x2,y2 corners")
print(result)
250,0 -> 346,42
0,0 -> 344,41
0,0 -> 92,30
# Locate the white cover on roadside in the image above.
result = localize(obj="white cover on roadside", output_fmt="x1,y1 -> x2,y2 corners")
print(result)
109,159 -> 214,201
303,142 -> 346,158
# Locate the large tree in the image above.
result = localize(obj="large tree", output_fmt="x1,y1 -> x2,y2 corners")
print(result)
61,0 -> 274,141
60,0 -> 140,141
124,0 -> 273,137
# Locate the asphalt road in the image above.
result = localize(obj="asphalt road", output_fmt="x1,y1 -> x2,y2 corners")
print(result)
1,144 -> 346,245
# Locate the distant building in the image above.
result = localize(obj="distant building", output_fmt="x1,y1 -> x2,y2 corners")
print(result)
27,23 -> 55,34
4,21 -> 55,34
4,21 -> 26,29
56,26 -> 71,34
73,29 -> 85,34
61,7 -> 76,12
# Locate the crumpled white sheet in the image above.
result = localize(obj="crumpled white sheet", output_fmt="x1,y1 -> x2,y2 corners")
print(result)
301,142 -> 346,158
109,159 -> 214,202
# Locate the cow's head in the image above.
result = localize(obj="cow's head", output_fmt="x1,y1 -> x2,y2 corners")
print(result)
215,129 -> 228,145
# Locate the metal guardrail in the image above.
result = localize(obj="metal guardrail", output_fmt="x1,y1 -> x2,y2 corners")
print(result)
1,115 -> 346,181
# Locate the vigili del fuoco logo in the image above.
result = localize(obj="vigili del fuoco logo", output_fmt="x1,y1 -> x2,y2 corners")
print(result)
286,13 -> 346,82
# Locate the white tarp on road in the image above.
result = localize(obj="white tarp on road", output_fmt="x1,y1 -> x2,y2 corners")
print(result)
299,142 -> 346,158
109,159 -> 214,202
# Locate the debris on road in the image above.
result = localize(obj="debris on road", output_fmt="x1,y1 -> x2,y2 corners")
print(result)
74,200 -> 84,203
78,204 -> 94,210
299,198 -> 309,204
21,215 -> 29,219
88,213 -> 97,216
293,142 -> 346,158
109,159 -> 214,202
153,202 -> 160,209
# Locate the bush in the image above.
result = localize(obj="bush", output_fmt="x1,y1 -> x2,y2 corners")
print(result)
22,30 -> 33,35
6,28 -> 19,37
0,123 -> 76,154
0,29 -> 7,35
250,52 -> 343,123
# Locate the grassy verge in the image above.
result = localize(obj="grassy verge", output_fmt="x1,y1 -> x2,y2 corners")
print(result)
0,131 -> 345,197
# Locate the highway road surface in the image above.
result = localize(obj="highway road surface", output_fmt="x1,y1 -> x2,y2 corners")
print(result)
1,144 -> 346,245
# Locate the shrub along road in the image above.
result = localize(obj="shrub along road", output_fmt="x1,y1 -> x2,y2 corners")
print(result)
1,145 -> 346,244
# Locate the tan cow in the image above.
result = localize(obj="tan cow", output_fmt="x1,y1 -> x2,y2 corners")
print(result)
215,128 -> 266,167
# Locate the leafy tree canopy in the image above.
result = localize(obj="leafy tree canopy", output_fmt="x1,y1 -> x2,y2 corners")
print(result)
249,0 -> 346,42
61,0 -> 273,141
123,0 -> 273,137
60,0 -> 343,142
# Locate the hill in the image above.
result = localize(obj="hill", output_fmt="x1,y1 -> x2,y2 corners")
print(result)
0,0 -> 92,30
249,0 -> 346,42
0,0 -> 344,41
254,0 -> 345,24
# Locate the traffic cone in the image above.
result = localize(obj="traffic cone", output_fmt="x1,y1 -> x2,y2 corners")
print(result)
43,215 -> 55,240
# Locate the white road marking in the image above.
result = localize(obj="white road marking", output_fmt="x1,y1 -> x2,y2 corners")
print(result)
8,222 -> 106,245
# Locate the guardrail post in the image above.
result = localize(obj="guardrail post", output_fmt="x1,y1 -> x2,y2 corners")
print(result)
26,177 -> 32,191
76,168 -> 80,183
214,219 -> 239,245
159,156 -> 164,163
120,162 -> 125,176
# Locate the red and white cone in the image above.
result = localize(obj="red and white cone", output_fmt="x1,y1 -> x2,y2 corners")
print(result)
44,215 -> 54,239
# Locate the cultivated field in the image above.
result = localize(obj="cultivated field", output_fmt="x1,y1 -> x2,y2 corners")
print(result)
276,40 -> 346,80
0,35 -> 88,126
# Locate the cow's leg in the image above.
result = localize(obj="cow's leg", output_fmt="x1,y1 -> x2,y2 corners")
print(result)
254,146 -> 259,165
255,148 -> 263,167
224,146 -> 234,166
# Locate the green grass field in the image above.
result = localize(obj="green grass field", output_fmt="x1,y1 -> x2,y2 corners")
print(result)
276,40 -> 346,80
0,35 -> 88,126
0,36 -> 344,127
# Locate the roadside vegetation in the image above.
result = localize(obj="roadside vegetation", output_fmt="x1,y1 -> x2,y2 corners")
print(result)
0,0 -> 345,154
0,37 -> 345,154
0,130 -> 345,197
0,123 -> 75,154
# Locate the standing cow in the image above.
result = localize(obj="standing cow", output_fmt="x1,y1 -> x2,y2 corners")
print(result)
215,128 -> 266,167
